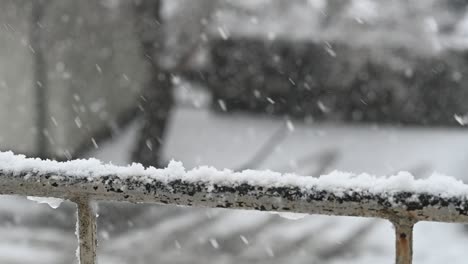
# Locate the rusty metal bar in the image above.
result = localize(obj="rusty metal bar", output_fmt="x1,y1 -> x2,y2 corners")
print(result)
1,168 -> 468,224
75,197 -> 97,264
2,153 -> 468,262
393,221 -> 414,264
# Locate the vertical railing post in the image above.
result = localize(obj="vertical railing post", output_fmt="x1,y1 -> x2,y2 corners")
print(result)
75,197 -> 97,264
393,221 -> 415,264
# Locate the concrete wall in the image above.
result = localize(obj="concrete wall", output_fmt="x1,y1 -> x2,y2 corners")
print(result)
0,1 -> 36,155
0,1 -> 149,158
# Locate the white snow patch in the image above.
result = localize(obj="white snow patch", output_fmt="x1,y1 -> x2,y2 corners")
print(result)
454,114 -> 468,126
27,196 -> 63,209
240,235 -> 249,245
208,238 -> 219,249
270,212 -> 307,220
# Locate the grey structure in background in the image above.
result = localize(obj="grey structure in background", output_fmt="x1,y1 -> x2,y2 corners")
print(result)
0,1 -> 36,155
0,0 -> 148,159
202,1 -> 468,126
131,0 -> 173,168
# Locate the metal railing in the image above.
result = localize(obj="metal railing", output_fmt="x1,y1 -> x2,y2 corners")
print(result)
1,155 -> 468,264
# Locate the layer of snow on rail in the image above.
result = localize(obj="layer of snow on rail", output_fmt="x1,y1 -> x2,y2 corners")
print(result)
1,151 -> 467,198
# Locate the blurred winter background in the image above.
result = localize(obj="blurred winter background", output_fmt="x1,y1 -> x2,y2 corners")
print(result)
1,0 -> 468,263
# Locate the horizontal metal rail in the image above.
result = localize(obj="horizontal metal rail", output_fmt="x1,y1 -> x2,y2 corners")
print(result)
1,155 -> 468,263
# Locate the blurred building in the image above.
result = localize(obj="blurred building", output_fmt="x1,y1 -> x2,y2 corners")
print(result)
0,0 -> 148,159
181,0 -> 468,126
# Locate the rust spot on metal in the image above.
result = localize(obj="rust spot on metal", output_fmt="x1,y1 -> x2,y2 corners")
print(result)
394,221 -> 414,264
397,232 -> 409,261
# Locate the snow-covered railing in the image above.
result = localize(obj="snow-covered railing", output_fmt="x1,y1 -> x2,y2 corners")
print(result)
1,152 -> 468,264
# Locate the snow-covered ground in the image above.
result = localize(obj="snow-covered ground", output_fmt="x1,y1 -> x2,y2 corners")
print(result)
1,97 -> 467,263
